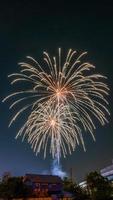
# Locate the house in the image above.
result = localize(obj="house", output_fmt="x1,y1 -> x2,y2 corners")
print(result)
23,174 -> 63,197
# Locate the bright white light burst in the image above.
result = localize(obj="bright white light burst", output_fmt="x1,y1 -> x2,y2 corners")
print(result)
3,48 -> 110,162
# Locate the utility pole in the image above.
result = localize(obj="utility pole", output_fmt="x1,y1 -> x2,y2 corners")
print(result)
70,167 -> 73,182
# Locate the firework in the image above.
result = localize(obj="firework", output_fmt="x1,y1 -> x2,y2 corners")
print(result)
16,102 -> 81,161
3,48 -> 110,161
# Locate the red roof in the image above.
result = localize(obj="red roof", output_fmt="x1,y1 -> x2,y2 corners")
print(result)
24,174 -> 62,183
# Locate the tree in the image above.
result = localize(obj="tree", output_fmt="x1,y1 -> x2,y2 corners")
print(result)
63,177 -> 76,193
2,172 -> 11,182
0,176 -> 32,199
63,177 -> 90,200
86,171 -> 113,200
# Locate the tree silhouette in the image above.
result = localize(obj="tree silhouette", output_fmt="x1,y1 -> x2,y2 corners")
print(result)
0,177 -> 32,199
86,171 -> 113,200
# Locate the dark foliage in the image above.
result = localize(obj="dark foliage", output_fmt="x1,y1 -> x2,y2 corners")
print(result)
63,177 -> 91,200
0,177 -> 32,198
86,171 -> 113,200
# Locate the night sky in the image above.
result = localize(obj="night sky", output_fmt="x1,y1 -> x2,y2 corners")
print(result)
0,1 -> 113,182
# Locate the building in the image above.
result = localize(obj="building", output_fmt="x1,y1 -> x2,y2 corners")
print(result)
23,174 -> 63,197
79,180 -> 87,189
100,161 -> 113,182
79,161 -> 113,189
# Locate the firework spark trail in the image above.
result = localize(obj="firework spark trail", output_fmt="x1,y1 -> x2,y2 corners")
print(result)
15,102 -> 80,161
3,48 -> 110,162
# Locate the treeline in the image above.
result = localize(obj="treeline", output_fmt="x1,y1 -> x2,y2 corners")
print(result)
0,171 -> 113,200
63,171 -> 113,200
0,176 -> 32,198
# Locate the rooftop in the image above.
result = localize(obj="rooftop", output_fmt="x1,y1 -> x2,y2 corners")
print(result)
24,174 -> 62,183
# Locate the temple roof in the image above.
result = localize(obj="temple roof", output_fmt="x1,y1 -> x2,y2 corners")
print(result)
24,174 -> 62,183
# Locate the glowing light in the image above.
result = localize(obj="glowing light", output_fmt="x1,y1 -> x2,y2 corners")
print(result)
56,89 -> 61,97
50,119 -> 56,127
3,48 -> 110,162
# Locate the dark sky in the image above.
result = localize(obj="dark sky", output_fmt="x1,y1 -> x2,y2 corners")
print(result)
0,0 -> 113,182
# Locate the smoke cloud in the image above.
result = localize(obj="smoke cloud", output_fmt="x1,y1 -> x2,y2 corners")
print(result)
51,158 -> 67,179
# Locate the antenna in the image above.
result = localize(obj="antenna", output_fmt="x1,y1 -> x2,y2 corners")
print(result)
70,167 -> 73,182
